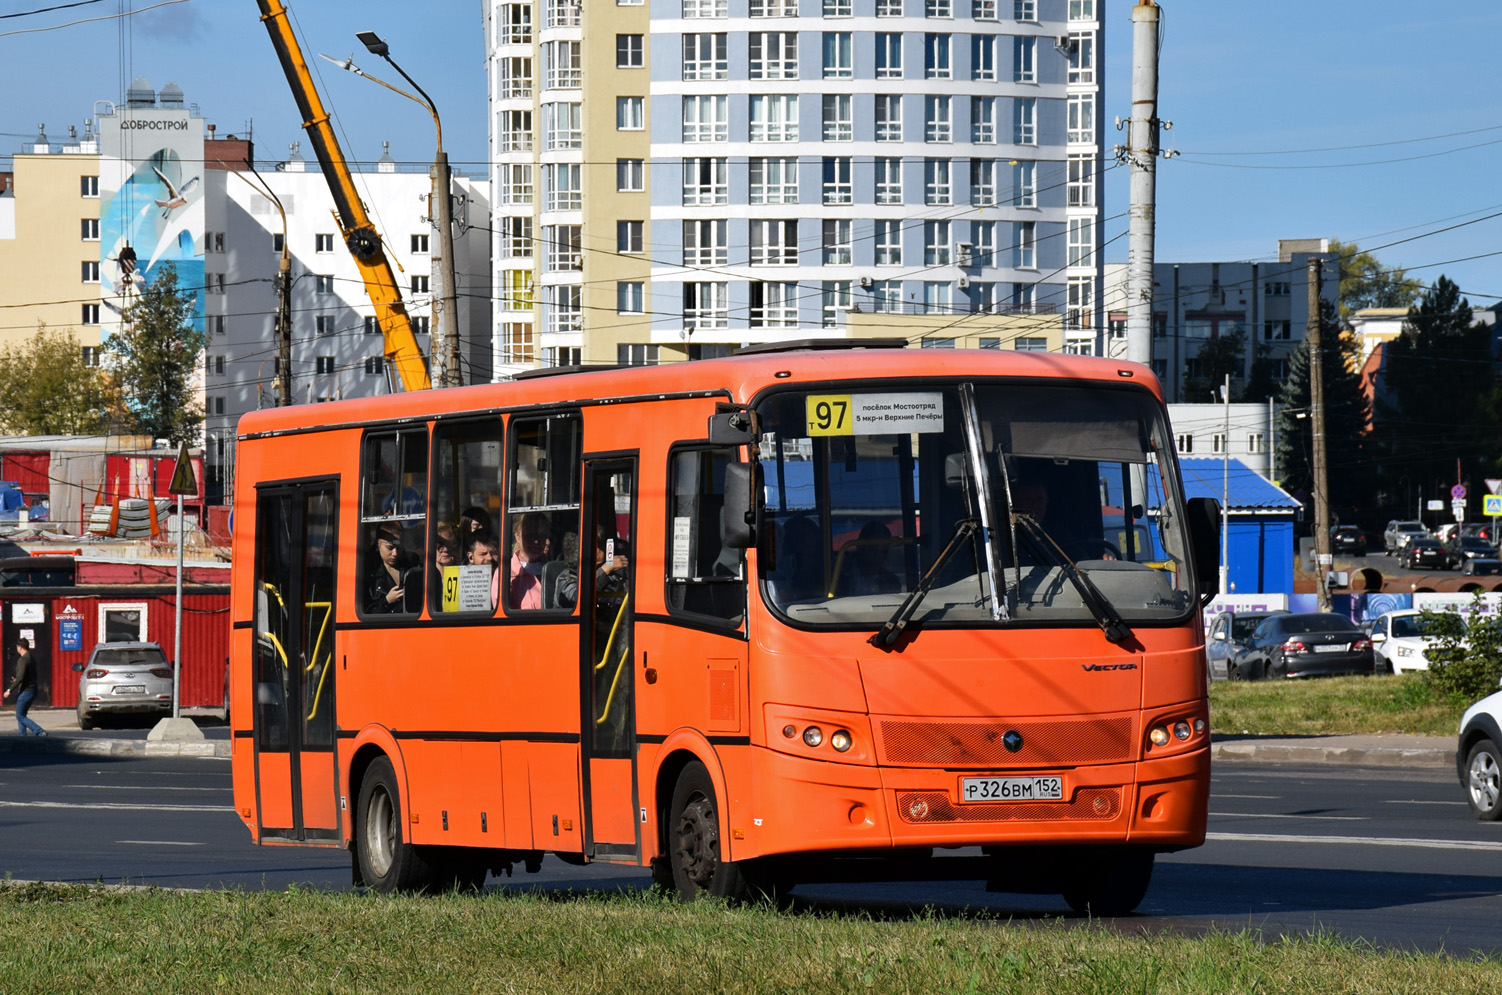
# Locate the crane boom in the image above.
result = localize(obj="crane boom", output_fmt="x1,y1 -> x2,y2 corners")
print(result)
256,0 -> 431,392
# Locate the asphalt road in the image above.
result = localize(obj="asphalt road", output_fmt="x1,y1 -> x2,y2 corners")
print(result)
1,753 -> 1496,955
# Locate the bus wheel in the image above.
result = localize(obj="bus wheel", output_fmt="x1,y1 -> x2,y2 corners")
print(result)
355,756 -> 440,893
1060,848 -> 1154,916
668,761 -> 748,901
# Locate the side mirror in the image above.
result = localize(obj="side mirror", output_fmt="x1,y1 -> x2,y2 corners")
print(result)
1371,632 -> 1387,644
71,662 -> 84,672
1185,496 -> 1221,603
721,461 -> 761,549
709,406 -> 757,446
1212,630 -> 1227,641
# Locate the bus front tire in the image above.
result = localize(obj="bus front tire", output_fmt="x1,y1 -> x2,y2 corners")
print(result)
1060,848 -> 1155,916
667,761 -> 749,902
355,755 -> 441,894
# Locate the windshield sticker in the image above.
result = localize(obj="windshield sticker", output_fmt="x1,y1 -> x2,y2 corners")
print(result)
805,392 -> 944,436
671,517 -> 692,579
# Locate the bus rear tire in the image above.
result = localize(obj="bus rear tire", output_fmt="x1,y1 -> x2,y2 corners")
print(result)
667,761 -> 749,902
355,755 -> 441,894
1060,848 -> 1154,916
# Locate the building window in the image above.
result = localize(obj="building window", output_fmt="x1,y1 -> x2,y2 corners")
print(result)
924,220 -> 951,266
212,315 -> 226,336
922,335 -> 956,348
1013,282 -> 1035,307
682,157 -> 728,205
1014,221 -> 1035,269
683,95 -> 728,142
749,220 -> 798,266
546,0 -> 580,28
617,220 -> 644,254
1264,319 -> 1292,340
545,225 -> 582,271
544,163 -> 583,211
683,220 -> 729,266
1070,0 -> 1094,18
503,216 -> 534,258
923,158 -> 951,205
683,33 -> 728,80
272,232 -> 284,254
501,323 -> 535,364
822,281 -> 852,327
411,275 -> 430,295
81,175 -> 99,197
499,1 -> 532,43
875,94 -> 903,142
82,260 -> 100,283
1068,93 -> 1095,143
1011,160 -> 1033,207
82,346 -> 99,366
315,356 -> 335,375
1067,276 -> 1093,330
502,164 -> 534,205
876,33 -> 902,78
1211,433 -> 1227,455
683,282 -> 729,330
81,218 -> 99,241
683,0 -> 727,15
82,303 -> 100,325
972,37 -> 994,82
618,158 -> 645,192
316,274 -> 335,295
364,356 -> 385,376
548,285 -> 583,335
315,233 -> 335,252
544,40 -> 581,88
875,157 -> 903,204
822,32 -> 852,78
749,281 -> 799,328
616,34 -> 644,68
1265,281 -> 1290,296
875,220 -> 902,266
617,96 -> 644,130
924,95 -> 952,142
1013,36 -> 1035,82
749,32 -> 798,79
1014,97 -> 1036,144
316,315 -> 336,335
1068,154 -> 1095,207
618,344 -> 660,366
926,0 -> 951,15
972,0 -> 996,20
1067,31 -> 1095,83
822,157 -> 852,204
364,316 -> 378,335
971,159 -> 997,206
750,94 -> 798,142
972,221 -> 996,267
823,0 -> 852,14
1015,337 -> 1047,352
876,0 -> 901,14
411,234 -> 430,253
822,218 -> 852,265
748,157 -> 798,204
499,110 -> 533,152
499,56 -> 533,98
870,279 -> 902,313
413,316 -> 432,338
503,270 -> 536,310
971,96 -> 996,143
924,33 -> 950,79
617,281 -> 645,313
749,0 -> 798,14
1015,0 -> 1036,19
543,101 -> 583,150
1068,217 -> 1094,267
822,94 -> 853,141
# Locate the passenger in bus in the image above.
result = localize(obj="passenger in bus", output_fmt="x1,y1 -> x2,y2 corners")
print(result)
466,533 -> 502,611
460,506 -> 493,556
839,521 -> 901,597
365,522 -> 412,614
507,512 -> 551,610
551,532 -> 581,610
554,526 -> 629,610
767,516 -> 826,603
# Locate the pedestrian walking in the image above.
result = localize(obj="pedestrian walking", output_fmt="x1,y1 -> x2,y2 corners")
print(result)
3,636 -> 46,737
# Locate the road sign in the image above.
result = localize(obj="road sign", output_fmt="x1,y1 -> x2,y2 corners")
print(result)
1452,484 -> 1467,501
1427,499 -> 1445,511
167,442 -> 197,496
1485,494 -> 1502,517
1488,478 -> 1502,495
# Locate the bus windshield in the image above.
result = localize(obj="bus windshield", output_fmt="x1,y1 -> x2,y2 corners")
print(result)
756,381 -> 1194,630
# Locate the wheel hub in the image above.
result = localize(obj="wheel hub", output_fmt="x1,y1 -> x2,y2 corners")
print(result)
1471,754 -> 1499,811
365,786 -> 397,878
675,793 -> 719,891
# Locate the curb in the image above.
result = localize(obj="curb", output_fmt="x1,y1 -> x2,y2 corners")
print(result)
0,737 -> 230,758
1212,741 -> 1454,770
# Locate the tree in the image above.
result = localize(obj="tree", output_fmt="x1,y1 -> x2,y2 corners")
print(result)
0,323 -> 116,435
1243,340 -> 1279,404
1329,239 -> 1423,323
108,263 -> 207,445
1183,326 -> 1247,403
1372,275 -> 1499,501
1273,299 -> 1373,525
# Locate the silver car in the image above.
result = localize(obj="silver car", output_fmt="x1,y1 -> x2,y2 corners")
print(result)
73,642 -> 173,729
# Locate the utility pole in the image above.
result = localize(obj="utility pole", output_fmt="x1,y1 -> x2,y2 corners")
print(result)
1307,258 -> 1331,611
1221,373 -> 1231,597
276,235 -> 292,406
432,149 -> 462,386
1122,0 -> 1162,369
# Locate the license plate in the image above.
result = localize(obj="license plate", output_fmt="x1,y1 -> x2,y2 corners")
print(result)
1313,644 -> 1347,654
113,685 -> 146,694
960,775 -> 1063,802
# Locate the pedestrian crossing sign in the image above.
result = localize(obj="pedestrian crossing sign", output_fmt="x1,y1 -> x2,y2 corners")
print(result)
1485,494 -> 1502,517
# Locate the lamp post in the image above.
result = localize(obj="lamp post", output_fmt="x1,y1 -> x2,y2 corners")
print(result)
342,33 -> 461,387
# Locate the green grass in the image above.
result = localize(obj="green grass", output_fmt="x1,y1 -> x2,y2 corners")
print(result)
1210,673 -> 1466,737
0,883 -> 1499,993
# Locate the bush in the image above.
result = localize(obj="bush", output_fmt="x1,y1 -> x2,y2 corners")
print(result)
1422,595 -> 1502,700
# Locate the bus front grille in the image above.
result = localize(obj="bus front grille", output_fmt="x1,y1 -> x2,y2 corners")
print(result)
896,787 -> 1122,824
877,717 -> 1134,767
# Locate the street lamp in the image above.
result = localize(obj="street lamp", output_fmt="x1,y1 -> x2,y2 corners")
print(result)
330,34 -> 462,387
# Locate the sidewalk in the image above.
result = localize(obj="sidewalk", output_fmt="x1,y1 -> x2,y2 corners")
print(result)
0,707 -> 230,758
0,709 -> 1456,770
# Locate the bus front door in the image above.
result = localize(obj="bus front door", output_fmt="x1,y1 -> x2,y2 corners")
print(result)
581,458 -> 639,861
252,482 -> 341,844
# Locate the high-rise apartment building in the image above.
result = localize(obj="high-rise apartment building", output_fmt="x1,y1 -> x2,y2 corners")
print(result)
484,0 -> 1104,372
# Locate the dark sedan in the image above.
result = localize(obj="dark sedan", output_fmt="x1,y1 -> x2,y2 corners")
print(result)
1330,526 -> 1366,555
1400,537 -> 1448,570
1447,535 -> 1497,569
1463,558 -> 1502,577
1235,613 -> 1374,680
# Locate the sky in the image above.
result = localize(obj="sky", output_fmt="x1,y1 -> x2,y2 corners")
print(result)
3,0 -> 1501,307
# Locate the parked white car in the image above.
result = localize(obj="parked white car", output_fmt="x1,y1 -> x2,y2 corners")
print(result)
1369,609 -> 1454,674
1458,688 -> 1502,819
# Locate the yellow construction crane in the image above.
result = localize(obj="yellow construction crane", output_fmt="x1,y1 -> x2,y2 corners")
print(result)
256,0 -> 431,392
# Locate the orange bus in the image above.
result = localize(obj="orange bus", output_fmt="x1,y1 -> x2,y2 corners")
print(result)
230,341 -> 1220,914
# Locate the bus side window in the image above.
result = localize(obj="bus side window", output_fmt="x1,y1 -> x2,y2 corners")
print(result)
506,413 -> 582,612
665,446 -> 745,625
359,429 -> 428,616
430,418 -> 505,615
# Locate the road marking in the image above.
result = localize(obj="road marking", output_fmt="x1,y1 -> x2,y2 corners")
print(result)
1382,799 -> 1467,806
1209,831 -> 1502,852
0,800 -> 224,813
1213,794 -> 1279,800
63,784 -> 227,793
115,840 -> 205,847
1210,811 -> 1367,822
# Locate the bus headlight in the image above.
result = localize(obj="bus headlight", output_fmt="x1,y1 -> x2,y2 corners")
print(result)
830,730 -> 852,752
803,726 -> 823,747
1148,725 -> 1170,746
1173,721 -> 1191,741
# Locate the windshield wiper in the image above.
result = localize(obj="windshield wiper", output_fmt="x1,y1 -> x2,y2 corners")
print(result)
869,518 -> 982,650
1013,514 -> 1134,645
